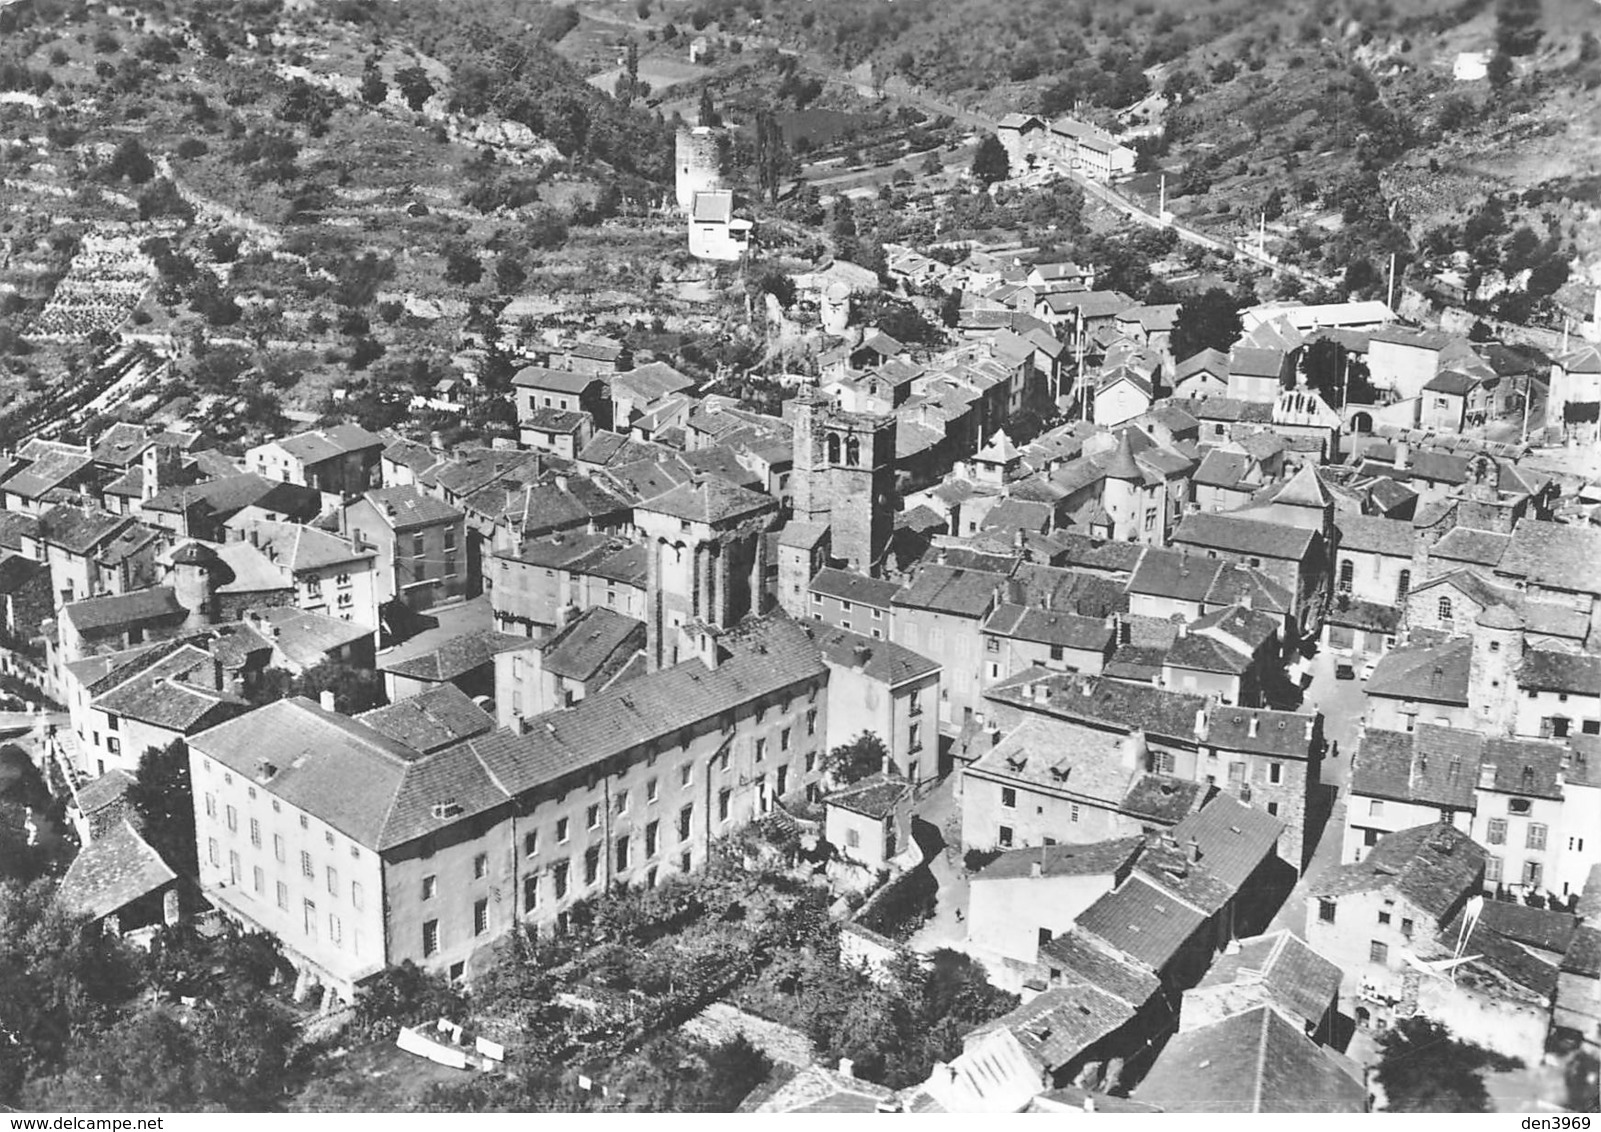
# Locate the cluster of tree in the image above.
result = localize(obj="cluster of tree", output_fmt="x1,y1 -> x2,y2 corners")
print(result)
1170,286 -> 1245,360
747,945 -> 1017,1089
24,924 -> 300,1112
244,660 -> 387,716
371,10 -> 674,182
1375,1016 -> 1523,1112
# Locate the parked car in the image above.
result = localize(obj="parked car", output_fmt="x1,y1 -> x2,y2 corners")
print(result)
1360,660 -> 1377,681
1335,661 -> 1356,680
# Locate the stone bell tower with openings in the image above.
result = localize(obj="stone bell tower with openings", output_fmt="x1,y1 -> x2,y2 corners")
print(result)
790,388 -> 897,576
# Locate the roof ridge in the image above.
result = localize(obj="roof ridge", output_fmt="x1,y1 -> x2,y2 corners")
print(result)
1252,1004 -> 1271,1112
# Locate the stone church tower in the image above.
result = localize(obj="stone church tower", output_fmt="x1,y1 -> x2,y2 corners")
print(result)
790,389 -> 897,576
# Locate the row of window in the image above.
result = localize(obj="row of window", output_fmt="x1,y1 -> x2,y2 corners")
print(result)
208,839 -> 367,932
1484,818 -> 1548,850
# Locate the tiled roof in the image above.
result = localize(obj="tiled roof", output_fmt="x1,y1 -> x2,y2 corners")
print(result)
1364,637 -> 1471,704
524,407 -> 590,432
379,627 -> 527,683
1229,347 -> 1287,379
1133,1005 -> 1366,1113
74,768 -> 136,816
1194,930 -> 1343,1026
93,644 -> 251,733
1326,597 -> 1403,634
1517,649 -> 1601,695
360,485 -> 463,531
745,1063 -> 895,1113
613,361 -> 695,404
972,715 -> 1141,808
191,697 -> 507,851
144,474 -> 325,524
1194,449 -> 1255,491
1478,899 -> 1579,954
1173,513 -> 1316,562
1313,822 -> 1484,919
893,563 -> 1005,618
274,424 -> 383,464
1441,904 -> 1563,997
37,505 -> 131,556
462,617 -> 827,800
976,837 -> 1143,882
1562,925 -> 1601,978
1431,527 -> 1511,569
809,567 -> 902,608
825,772 -> 912,820
983,603 -> 1113,651
357,683 -> 495,754
1162,793 -> 1284,892
1076,873 -> 1208,971
963,984 -> 1139,1074
1351,726 -> 1480,808
512,366 -> 599,393
1202,706 -> 1320,759
63,586 -> 185,635
987,670 -> 1208,745
1165,632 -> 1252,676
1337,515 -> 1412,557
540,607 -> 644,681
1120,774 -> 1206,826
253,606 -> 374,669
639,474 -> 774,525
57,819 -> 176,920
1481,735 -> 1567,801
804,622 -> 939,686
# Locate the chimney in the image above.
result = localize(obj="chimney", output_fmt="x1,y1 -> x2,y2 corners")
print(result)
1478,761 -> 1497,790
1176,620 -> 1188,639
838,1058 -> 855,1079
555,474 -> 569,492
1248,716 -> 1259,738
1188,836 -> 1202,863
1030,859 -> 1043,878
1080,678 -> 1093,697
248,527 -> 259,548
988,725 -> 1002,748
1194,707 -> 1209,741
430,430 -> 444,451
1083,1096 -> 1096,1114
1394,440 -> 1409,470
852,643 -> 872,669
319,689 -> 336,712
1239,592 -> 1252,611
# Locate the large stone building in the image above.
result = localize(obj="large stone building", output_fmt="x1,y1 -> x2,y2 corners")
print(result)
187,616 -> 831,1003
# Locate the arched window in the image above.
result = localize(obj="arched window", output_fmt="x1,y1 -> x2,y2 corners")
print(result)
845,436 -> 861,467
1438,597 -> 1453,622
1338,559 -> 1354,594
826,434 -> 841,464
1396,570 -> 1411,603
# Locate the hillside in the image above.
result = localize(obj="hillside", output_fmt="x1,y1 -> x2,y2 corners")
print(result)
0,0 -> 689,450
744,0 -> 1601,321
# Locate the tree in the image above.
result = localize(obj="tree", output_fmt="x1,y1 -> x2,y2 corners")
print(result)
1375,1016 -> 1521,1112
1169,287 -> 1242,359
495,254 -> 528,294
1263,187 -> 1285,222
106,137 -> 155,185
618,41 -> 640,106
939,287 -> 963,328
826,731 -> 888,786
1487,50 -> 1514,88
1495,0 -> 1543,56
970,135 -> 1010,185
754,111 -> 786,204
395,65 -> 436,112
444,243 -> 484,286
0,879 -> 142,1103
359,66 -> 388,106
128,739 -> 197,878
698,87 -> 720,128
